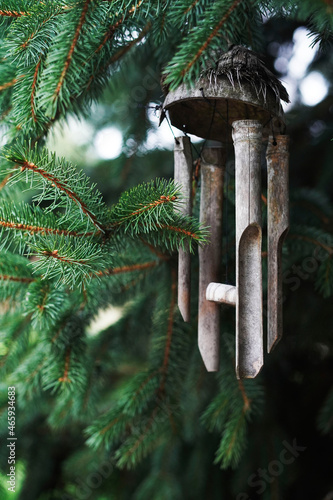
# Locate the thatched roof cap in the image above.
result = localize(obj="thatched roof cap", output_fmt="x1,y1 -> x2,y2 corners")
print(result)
162,46 -> 288,141
204,45 -> 289,104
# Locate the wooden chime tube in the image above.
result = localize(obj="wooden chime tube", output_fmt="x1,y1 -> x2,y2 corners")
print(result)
174,136 -> 193,322
232,120 -> 263,379
198,147 -> 225,371
266,135 -> 289,352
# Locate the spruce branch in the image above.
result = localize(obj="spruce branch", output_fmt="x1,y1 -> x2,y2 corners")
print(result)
0,252 -> 35,303
163,0 -> 243,89
35,0 -> 112,118
0,314 -> 32,375
183,0 -> 201,16
118,271 -> 184,466
159,267 -> 177,394
3,143 -> 108,232
0,76 -> 23,91
136,215 -> 207,253
0,200 -> 100,258
24,279 -> 68,329
0,9 -> 27,17
9,343 -> 47,400
0,274 -> 34,283
94,0 -> 146,55
201,335 -> 264,469
105,20 -> 152,65
0,217 -> 97,239
4,4 -> 62,65
18,161 -> 102,231
95,260 -> 159,277
28,234 -> 111,288
110,179 -> 180,227
30,58 -> 41,122
85,409 -> 132,451
53,0 -> 92,100
58,347 -> 72,383
120,370 -> 161,417
214,410 -> 247,469
109,179 -> 207,251
85,268 -> 186,467
115,404 -> 166,468
43,343 -> 87,393
0,251 -> 34,281
40,312 -> 89,394
6,60 -> 49,136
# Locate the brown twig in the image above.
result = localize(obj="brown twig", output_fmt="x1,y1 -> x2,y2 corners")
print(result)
0,76 -> 24,92
0,274 -> 35,283
18,159 -> 104,232
0,219 -> 98,238
54,0 -> 92,98
42,249 -> 88,266
58,347 -> 72,383
0,10 -> 27,17
31,59 -> 42,122
95,261 -> 158,277
180,0 -> 242,77
238,379 -> 251,413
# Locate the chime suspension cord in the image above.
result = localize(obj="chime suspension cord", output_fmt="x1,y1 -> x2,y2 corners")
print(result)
165,111 -> 180,145
200,99 -> 217,155
263,115 -> 277,145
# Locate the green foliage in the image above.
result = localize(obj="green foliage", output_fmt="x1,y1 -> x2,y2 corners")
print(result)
201,336 -> 264,469
0,252 -> 33,301
0,141 -> 204,288
0,0 -> 333,499
163,0 -> 262,90
23,279 -> 68,329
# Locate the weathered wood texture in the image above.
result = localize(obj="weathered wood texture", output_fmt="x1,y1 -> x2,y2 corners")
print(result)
266,135 -> 289,352
206,283 -> 237,306
198,147 -> 225,372
206,45 -> 289,104
174,136 -> 193,322
232,120 -> 263,379
163,78 -> 285,142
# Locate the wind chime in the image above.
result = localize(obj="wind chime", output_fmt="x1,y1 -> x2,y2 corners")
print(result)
161,46 -> 290,378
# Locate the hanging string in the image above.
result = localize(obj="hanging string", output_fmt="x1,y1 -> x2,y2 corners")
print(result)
164,111 -> 180,145
262,115 -> 277,146
199,92 -> 217,155
182,96 -> 216,198
200,88 -> 232,134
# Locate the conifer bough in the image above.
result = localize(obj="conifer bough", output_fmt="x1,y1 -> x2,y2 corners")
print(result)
0,0 -> 332,493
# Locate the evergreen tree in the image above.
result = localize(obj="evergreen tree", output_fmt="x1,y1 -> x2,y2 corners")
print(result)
0,1 -> 333,499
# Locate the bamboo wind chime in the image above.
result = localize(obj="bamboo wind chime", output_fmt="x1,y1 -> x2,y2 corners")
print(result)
162,46 -> 290,378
